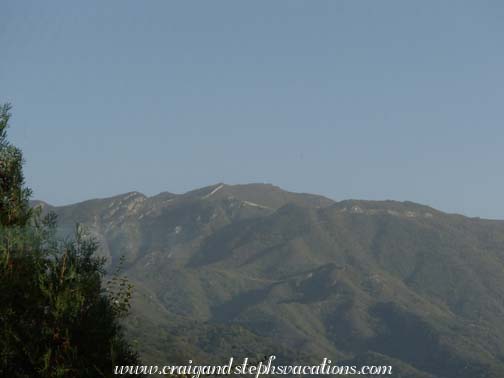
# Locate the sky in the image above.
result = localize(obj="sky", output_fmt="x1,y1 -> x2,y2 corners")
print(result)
1,1 -> 504,219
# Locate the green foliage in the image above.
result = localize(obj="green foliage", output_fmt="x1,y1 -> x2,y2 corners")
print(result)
0,103 -> 32,226
106,255 -> 134,317
0,104 -> 140,377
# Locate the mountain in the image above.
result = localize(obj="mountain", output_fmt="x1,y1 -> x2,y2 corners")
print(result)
35,183 -> 504,377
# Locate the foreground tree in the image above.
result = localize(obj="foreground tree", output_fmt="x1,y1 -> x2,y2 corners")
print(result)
0,103 -> 32,226
0,104 -> 140,377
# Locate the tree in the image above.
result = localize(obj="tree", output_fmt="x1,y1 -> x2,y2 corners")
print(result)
0,104 -> 140,377
0,103 -> 32,226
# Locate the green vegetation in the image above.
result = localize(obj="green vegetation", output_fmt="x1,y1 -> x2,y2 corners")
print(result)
0,104 -> 139,377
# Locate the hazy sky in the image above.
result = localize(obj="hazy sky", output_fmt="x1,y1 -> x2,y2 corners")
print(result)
1,1 -> 503,218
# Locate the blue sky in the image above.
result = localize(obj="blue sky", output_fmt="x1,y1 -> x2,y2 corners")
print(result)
1,1 -> 503,218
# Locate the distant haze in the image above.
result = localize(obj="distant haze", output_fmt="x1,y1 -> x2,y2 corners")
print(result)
2,1 -> 503,219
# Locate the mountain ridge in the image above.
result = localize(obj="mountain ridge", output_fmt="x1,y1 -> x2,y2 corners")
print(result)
33,182 -> 492,221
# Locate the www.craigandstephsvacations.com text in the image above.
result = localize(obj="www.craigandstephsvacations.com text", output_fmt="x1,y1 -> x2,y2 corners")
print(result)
114,356 -> 393,376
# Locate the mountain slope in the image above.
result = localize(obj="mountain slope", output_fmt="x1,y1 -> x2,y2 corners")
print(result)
37,184 -> 504,377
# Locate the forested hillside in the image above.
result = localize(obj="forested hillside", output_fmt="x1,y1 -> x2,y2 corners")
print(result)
44,182 -> 504,378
